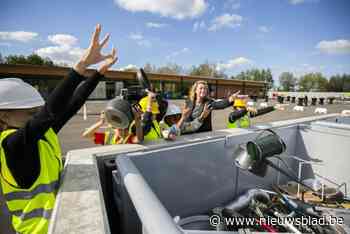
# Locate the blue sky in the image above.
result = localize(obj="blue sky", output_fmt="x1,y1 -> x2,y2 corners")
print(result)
1,0 -> 350,81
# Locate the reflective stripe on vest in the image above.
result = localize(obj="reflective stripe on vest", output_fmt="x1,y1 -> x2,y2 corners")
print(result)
144,120 -> 162,141
104,128 -> 116,145
0,128 -> 62,234
227,114 -> 251,129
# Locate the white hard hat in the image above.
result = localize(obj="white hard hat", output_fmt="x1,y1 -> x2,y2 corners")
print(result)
0,78 -> 44,109
164,103 -> 181,117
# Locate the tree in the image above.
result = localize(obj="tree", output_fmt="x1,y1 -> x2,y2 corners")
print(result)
327,75 -> 343,92
4,53 -> 55,66
189,61 -> 227,78
0,53 -> 4,64
344,74 -> 350,92
279,72 -> 297,91
143,63 -> 157,73
265,68 -> 274,90
157,63 -> 184,75
233,68 -> 273,89
298,72 -> 328,91
327,74 -> 350,92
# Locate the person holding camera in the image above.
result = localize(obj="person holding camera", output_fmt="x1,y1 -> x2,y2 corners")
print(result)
180,80 -> 239,134
0,24 -> 117,234
227,97 -> 285,128
138,91 -> 164,141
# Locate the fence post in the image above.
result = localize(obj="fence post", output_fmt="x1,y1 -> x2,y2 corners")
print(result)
83,104 -> 87,120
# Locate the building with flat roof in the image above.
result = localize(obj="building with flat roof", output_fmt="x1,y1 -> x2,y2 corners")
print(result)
0,64 -> 267,100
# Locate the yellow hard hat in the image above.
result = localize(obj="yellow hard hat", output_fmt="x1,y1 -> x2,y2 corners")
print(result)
234,99 -> 247,108
139,96 -> 160,114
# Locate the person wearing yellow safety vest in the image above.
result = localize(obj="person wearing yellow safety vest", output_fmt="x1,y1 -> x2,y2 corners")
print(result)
139,91 -> 164,141
82,101 -> 143,145
0,24 -> 117,234
227,98 -> 284,129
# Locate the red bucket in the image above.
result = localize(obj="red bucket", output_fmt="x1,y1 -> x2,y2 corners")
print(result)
94,132 -> 105,145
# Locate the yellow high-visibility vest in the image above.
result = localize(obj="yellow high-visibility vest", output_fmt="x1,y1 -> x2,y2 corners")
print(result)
144,120 -> 162,141
0,128 -> 62,234
227,114 -> 251,129
104,121 -> 136,145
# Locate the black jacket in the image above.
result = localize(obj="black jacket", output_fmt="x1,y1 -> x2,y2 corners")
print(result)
1,69 -> 103,188
185,98 -> 231,133
228,106 -> 275,123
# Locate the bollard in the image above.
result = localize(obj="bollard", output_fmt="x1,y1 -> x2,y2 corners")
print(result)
297,97 -> 304,106
83,104 -> 87,120
319,98 -> 325,105
291,96 -> 296,103
277,96 -> 284,104
328,97 -> 335,104
311,98 -> 317,106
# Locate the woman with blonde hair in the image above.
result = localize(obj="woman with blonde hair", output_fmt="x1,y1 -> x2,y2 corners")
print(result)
180,80 -> 239,133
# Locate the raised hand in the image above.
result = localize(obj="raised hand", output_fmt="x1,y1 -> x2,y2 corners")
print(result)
199,103 -> 212,121
132,104 -> 142,121
182,106 -> 192,119
229,90 -> 241,103
74,24 -> 118,75
99,111 -> 106,124
246,107 -> 258,115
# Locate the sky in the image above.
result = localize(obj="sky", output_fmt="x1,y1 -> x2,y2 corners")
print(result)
1,0 -> 350,81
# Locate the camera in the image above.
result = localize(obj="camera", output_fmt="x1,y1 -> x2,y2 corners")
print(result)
119,86 -> 147,104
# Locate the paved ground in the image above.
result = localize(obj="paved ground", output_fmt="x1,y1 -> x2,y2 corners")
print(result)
58,99 -> 350,155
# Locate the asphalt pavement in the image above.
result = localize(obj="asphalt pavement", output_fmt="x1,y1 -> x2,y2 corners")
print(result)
58,99 -> 350,155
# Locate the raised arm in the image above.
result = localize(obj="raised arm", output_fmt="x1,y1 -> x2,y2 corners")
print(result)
53,25 -> 118,132
211,91 -> 240,110
82,111 -> 105,139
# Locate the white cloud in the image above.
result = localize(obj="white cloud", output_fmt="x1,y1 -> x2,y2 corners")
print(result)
193,21 -> 206,32
36,33 -> 84,65
208,14 -> 243,32
129,33 -> 152,47
288,0 -> 319,5
146,22 -> 168,28
316,39 -> 350,55
166,47 -> 190,59
0,31 -> 38,42
217,57 -> 252,71
114,0 -> 207,20
48,34 -> 78,47
259,26 -> 270,33
118,64 -> 138,71
36,46 -> 84,65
